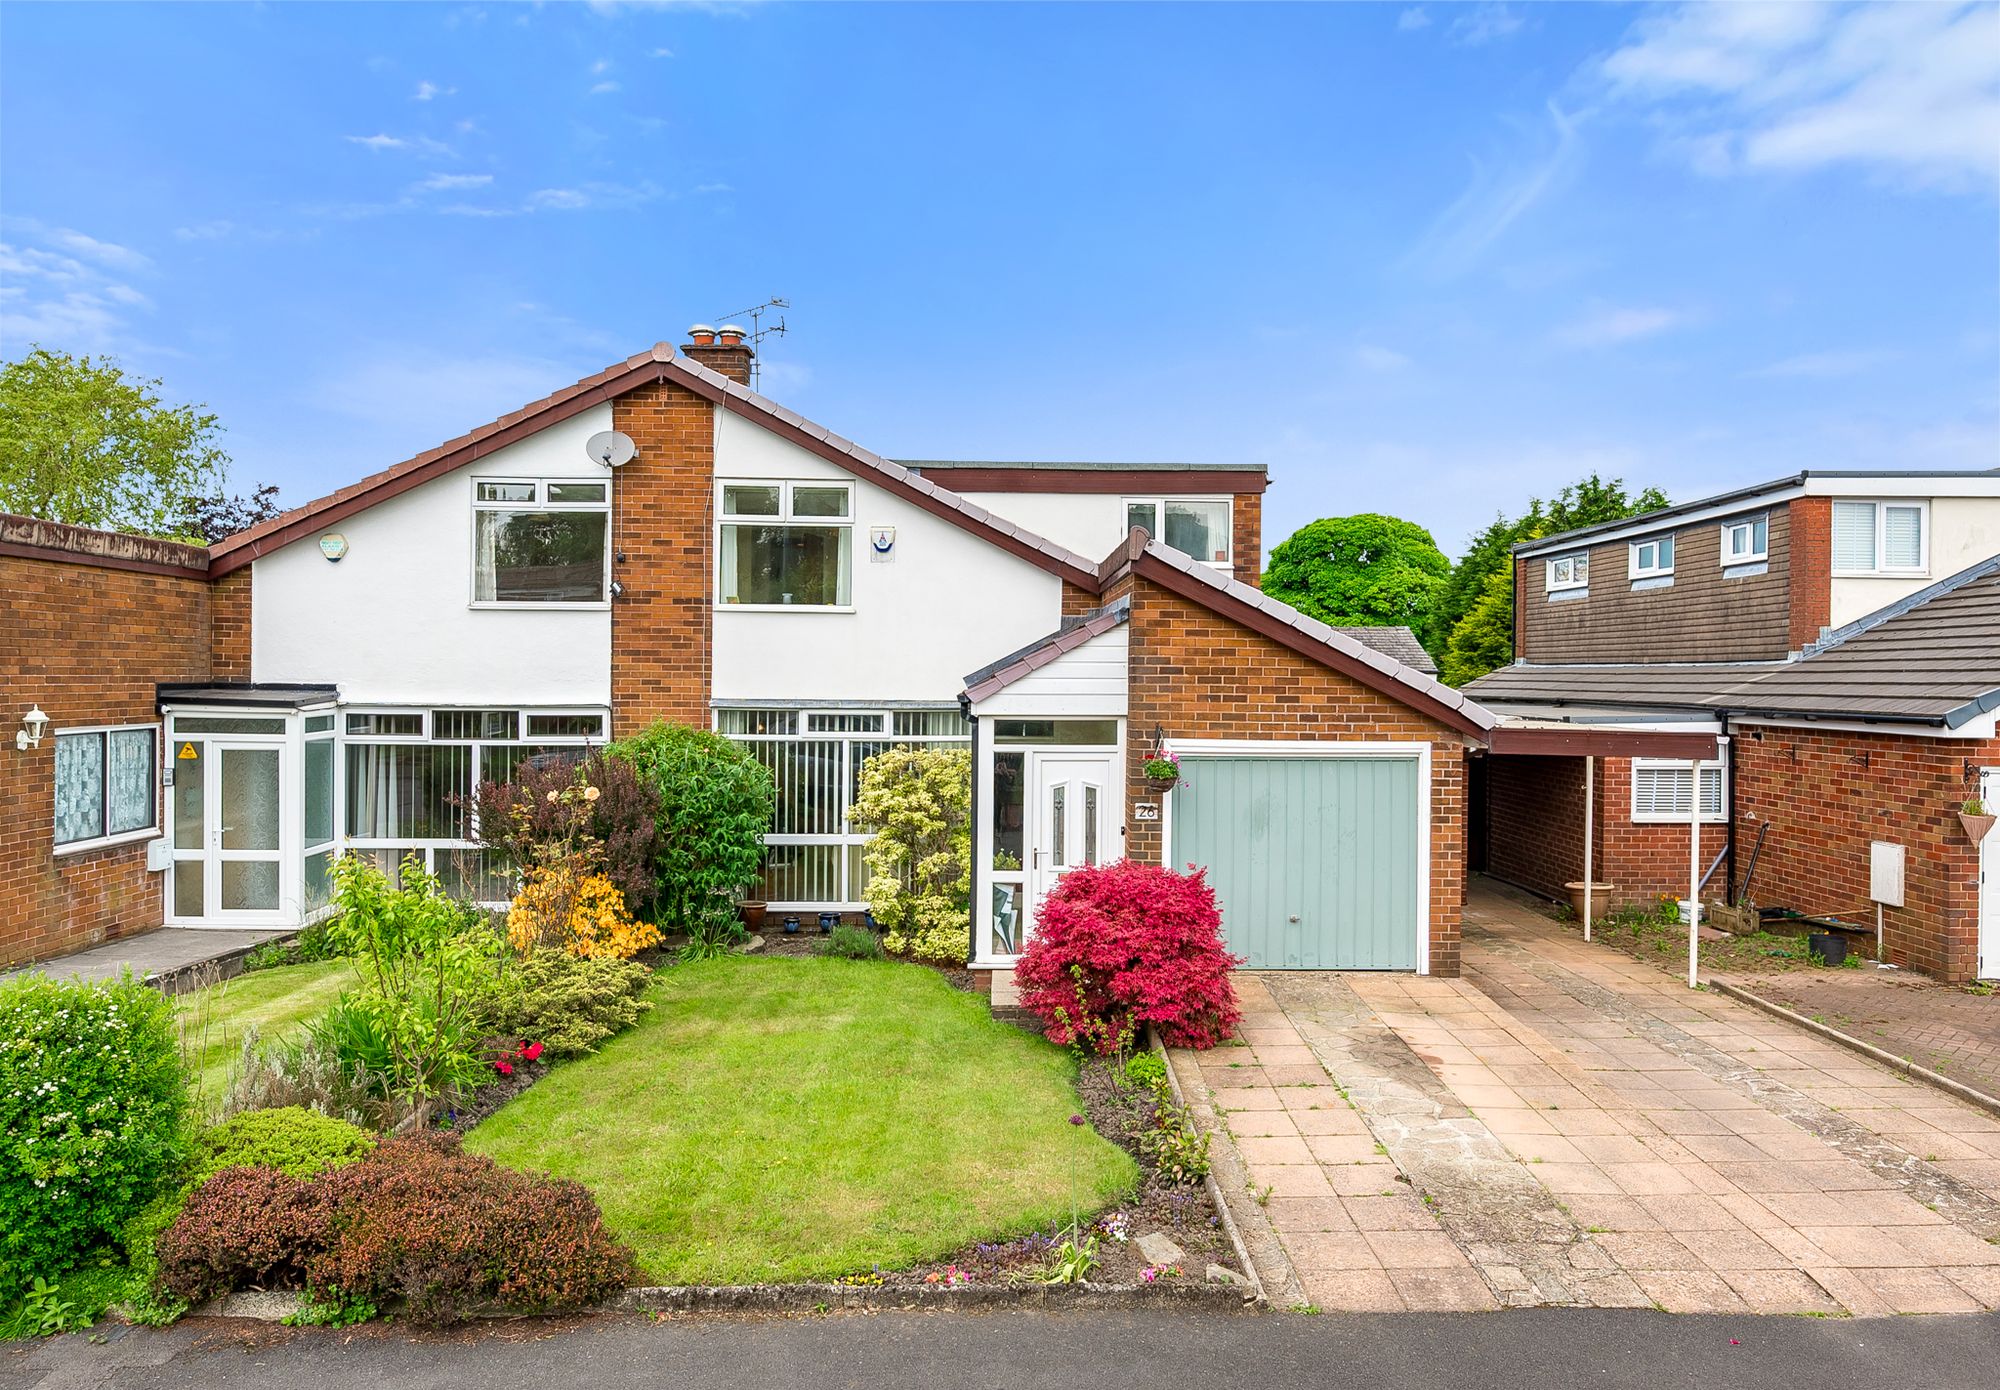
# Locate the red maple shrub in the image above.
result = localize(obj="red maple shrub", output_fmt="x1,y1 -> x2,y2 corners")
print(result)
1014,861 -> 1241,1052
155,1132 -> 636,1322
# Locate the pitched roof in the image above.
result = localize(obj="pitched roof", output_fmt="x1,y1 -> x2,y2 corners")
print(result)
1329,626 -> 1436,677
962,600 -> 1130,704
207,346 -> 1101,587
1468,554 -> 2000,727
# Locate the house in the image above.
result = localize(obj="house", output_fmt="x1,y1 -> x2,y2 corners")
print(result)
1467,470 -> 2000,982
1,329 -> 1715,979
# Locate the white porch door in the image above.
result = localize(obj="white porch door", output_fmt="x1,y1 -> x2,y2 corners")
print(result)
170,740 -> 285,922
1981,768 -> 1998,980
1029,753 -> 1114,918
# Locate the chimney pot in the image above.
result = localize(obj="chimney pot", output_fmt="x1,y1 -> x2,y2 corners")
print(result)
717,323 -> 747,348
686,323 -> 717,347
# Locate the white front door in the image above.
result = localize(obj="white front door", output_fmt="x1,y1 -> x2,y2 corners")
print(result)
169,739 -> 286,922
1029,753 -> 1114,919
1981,768 -> 1999,980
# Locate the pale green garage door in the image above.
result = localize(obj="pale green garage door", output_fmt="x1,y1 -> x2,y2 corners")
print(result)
1170,755 -> 1421,970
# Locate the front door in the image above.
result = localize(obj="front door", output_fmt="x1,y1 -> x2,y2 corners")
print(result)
169,740 -> 285,922
1981,768 -> 1998,980
1029,753 -> 1114,920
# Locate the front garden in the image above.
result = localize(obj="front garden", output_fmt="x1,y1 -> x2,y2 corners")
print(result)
1,720 -> 1247,1336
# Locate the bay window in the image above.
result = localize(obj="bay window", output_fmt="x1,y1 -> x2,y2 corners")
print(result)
53,725 -> 158,851
472,478 -> 610,605
718,481 -> 853,607
1832,500 -> 1927,575
1125,498 -> 1231,567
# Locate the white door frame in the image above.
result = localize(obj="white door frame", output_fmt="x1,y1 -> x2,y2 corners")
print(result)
1159,738 -> 1434,976
164,724 -> 299,929
1981,767 -> 1998,981
1028,751 -> 1116,916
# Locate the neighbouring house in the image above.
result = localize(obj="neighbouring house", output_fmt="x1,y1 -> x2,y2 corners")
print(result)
1467,471 -> 2000,982
1,328 -> 1715,977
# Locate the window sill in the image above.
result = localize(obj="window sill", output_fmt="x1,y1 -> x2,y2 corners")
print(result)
1721,561 -> 1769,578
716,604 -> 858,614
1832,569 -> 1929,580
469,601 -> 611,612
1631,815 -> 1727,826
1630,576 -> 1674,591
1547,587 -> 1589,602
54,827 -> 161,859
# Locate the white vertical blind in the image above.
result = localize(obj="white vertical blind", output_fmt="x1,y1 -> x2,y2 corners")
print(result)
1832,501 -> 1876,571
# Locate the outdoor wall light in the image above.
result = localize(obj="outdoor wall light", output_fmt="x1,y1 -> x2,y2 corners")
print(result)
16,706 -> 49,751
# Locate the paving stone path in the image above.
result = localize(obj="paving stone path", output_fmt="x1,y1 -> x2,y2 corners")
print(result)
1175,883 -> 2000,1316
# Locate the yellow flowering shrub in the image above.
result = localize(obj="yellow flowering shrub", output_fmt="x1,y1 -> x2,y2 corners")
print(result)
507,868 -> 661,961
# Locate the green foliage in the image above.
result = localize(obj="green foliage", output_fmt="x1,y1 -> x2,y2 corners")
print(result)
849,746 -> 973,965
1122,1052 -> 1168,1090
0,972 -> 191,1300
1041,1230 -> 1099,1285
1433,473 -> 1671,685
223,1029 -> 391,1131
468,949 -> 653,1057
284,1285 -> 377,1327
243,920 -> 347,972
10,1277 -> 83,1338
611,722 -> 776,929
192,1108 -> 375,1184
318,854 -> 499,1118
1260,514 -> 1450,635
1141,1096 -> 1211,1185
818,924 -> 885,960
0,347 -> 230,538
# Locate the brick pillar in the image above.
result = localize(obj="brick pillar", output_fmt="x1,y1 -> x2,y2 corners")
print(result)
211,568 -> 252,680
1233,490 -> 1263,588
610,379 -> 716,734
1788,496 -> 1832,651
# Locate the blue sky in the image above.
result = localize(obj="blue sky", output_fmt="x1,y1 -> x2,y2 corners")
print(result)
3,1 -> 1995,558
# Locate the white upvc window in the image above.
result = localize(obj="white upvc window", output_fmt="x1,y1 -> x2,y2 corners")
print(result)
1629,534 -> 1675,579
1632,756 -> 1726,823
1124,497 -> 1232,567
53,724 -> 160,853
1545,552 -> 1589,592
717,480 -> 854,609
1720,513 -> 1769,566
471,477 -> 611,607
1832,499 -> 1928,576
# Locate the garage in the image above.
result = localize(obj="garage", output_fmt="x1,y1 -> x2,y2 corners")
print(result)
1168,746 -> 1426,971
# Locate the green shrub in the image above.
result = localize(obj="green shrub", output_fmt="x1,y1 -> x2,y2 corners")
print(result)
222,1029 -> 391,1131
244,919 -> 347,972
610,721 -> 775,930
849,746 -> 972,965
192,1108 -> 375,1183
818,924 -> 884,960
469,950 -> 653,1057
0,972 -> 191,1298
1123,1052 -> 1168,1090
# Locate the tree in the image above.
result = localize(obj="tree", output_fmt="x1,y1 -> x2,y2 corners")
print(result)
181,483 -> 281,544
1260,513 -> 1450,633
849,746 -> 973,965
1432,472 -> 1672,686
0,347 -> 231,538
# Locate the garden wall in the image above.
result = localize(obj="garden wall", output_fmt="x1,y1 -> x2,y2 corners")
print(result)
0,516 -> 215,966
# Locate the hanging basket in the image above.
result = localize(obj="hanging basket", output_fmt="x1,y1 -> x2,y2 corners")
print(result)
1145,772 -> 1179,792
1958,811 -> 1996,845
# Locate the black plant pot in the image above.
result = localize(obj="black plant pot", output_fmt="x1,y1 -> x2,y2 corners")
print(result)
1808,931 -> 1847,967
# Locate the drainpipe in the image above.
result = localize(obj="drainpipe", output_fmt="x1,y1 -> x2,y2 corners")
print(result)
1721,712 -> 1737,905
964,707 -> 980,966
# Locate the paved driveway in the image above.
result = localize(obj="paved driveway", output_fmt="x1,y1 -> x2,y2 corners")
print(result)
1173,884 -> 2000,1316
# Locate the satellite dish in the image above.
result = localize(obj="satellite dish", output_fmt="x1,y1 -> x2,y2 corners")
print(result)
587,430 -> 637,469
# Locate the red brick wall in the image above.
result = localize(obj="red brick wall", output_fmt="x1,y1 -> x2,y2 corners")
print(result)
1234,490 -> 1263,589
211,568 -> 252,680
1,541 -> 213,966
682,344 -> 753,386
609,380 -> 716,733
1061,581 -> 1099,619
1735,725 -> 1997,981
1124,576 -> 1472,975
1787,496 -> 1832,652
1595,756 -> 1729,910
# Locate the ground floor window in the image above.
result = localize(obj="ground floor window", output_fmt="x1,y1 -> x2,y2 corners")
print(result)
53,725 -> 158,851
1631,755 -> 1726,823
716,706 -> 969,907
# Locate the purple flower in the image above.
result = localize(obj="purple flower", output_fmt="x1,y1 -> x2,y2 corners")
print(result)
1069,1113 -> 1086,1126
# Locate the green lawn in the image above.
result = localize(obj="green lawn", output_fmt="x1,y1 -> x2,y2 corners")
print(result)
465,955 -> 1137,1284
177,959 -> 354,1113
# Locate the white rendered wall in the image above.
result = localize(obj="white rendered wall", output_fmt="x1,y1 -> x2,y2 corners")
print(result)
712,413 -> 1065,703
970,625 -> 1129,718
957,491 -> 1129,561
251,405 -> 614,705
1828,497 -> 2000,629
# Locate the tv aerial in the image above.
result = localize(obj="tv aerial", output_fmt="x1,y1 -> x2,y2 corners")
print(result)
711,297 -> 789,390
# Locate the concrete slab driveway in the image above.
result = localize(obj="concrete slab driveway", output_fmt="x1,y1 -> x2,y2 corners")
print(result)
1173,884 -> 2000,1316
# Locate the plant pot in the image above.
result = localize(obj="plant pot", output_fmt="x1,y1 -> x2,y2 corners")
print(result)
1958,811 -> 1996,845
738,900 -> 767,933
1145,774 -> 1179,792
1808,931 -> 1848,967
781,916 -> 801,936
1563,881 -> 1616,923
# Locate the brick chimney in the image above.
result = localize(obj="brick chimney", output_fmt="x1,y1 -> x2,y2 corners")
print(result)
681,322 -> 753,386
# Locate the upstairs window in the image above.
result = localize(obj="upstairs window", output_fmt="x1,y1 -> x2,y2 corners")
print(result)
1125,498 -> 1231,567
1629,535 -> 1674,579
472,478 -> 610,605
1545,552 -> 1589,592
718,481 -> 853,608
1832,500 -> 1927,575
1720,514 -> 1768,566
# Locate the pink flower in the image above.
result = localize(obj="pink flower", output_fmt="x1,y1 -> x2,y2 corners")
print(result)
520,1041 -> 545,1062
494,1059 -> 514,1076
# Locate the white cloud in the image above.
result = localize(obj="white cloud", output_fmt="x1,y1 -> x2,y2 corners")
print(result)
1746,348 -> 1897,379
0,226 -> 155,355
1352,344 -> 1412,371
414,172 -> 494,192
1397,8 -> 1430,32
693,181 -> 734,195
344,133 -> 454,156
527,188 -> 592,211
412,81 -> 455,101
1552,305 -> 1692,348
590,58 -> 614,75
651,46 -> 675,58
588,80 -> 621,96
1599,1 -> 2000,190
1450,4 -> 1524,47
2,217 -> 152,272
174,221 -> 236,241
1405,101 -> 1580,276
